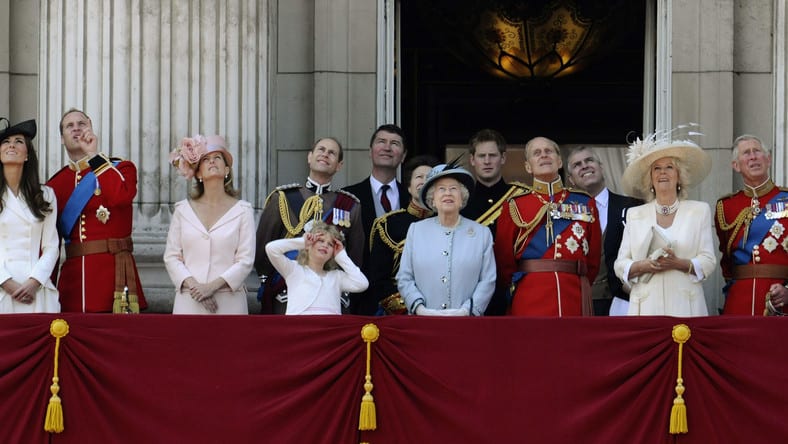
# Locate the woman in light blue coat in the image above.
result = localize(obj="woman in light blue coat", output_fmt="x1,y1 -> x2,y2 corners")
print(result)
397,162 -> 495,316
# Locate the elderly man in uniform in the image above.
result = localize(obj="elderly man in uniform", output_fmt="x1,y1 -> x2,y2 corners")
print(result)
254,137 -> 363,314
47,108 -> 146,313
461,128 -> 527,315
715,135 -> 788,315
565,145 -> 642,316
494,136 -> 601,316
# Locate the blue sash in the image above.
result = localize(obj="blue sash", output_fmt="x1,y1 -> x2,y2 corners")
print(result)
733,191 -> 788,265
518,193 -> 591,264
57,162 -> 119,242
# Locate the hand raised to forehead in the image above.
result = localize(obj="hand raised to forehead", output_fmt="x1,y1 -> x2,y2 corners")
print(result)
79,129 -> 99,154
333,237 -> 344,255
305,232 -> 316,248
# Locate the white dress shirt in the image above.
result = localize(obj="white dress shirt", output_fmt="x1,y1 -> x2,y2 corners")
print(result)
369,176 -> 400,217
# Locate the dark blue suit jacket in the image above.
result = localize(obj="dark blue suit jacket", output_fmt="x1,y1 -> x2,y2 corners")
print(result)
605,191 -> 643,301
342,177 -> 410,314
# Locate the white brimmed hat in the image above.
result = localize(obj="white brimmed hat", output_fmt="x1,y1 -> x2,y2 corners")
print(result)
621,129 -> 711,199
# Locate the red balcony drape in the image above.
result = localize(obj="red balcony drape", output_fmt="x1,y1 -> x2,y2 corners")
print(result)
1,314 -> 786,443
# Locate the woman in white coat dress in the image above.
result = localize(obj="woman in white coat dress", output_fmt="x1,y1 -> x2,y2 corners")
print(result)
165,135 -> 255,314
614,131 -> 716,316
0,118 -> 60,313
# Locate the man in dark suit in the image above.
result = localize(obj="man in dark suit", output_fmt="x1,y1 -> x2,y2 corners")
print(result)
343,124 -> 409,314
566,146 -> 642,316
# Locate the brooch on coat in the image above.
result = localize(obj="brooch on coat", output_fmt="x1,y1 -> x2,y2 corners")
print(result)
96,205 -> 110,224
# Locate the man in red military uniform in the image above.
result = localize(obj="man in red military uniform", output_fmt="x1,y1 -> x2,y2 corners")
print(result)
494,136 -> 601,316
715,134 -> 788,315
47,108 -> 146,313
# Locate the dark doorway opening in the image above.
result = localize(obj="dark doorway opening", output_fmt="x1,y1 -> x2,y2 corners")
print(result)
399,0 -> 647,158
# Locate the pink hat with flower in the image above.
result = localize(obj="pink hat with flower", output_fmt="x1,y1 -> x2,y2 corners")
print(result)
203,135 -> 233,167
169,134 -> 233,179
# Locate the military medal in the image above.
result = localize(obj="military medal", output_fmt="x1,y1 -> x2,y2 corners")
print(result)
96,205 -> 110,224
765,201 -> 787,220
751,197 -> 761,217
333,208 -> 350,227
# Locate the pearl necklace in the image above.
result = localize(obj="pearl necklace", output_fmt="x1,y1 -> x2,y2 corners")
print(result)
655,199 -> 679,216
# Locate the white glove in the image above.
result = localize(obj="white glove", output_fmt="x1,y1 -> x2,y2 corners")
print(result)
431,308 -> 470,317
415,305 -> 440,316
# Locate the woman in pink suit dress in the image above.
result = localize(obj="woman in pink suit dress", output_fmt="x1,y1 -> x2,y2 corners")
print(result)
164,135 -> 255,314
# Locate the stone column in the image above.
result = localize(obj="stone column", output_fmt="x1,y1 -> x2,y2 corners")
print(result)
38,0 -> 269,311
671,0 -> 735,313
774,0 -> 787,184
268,0 -> 378,189
732,0 -> 776,182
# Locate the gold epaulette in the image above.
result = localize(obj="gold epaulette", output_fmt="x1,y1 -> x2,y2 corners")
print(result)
505,187 -> 532,207
336,188 -> 361,203
566,187 -> 592,198
276,183 -> 301,191
509,181 -> 530,190
369,209 -> 407,253
263,183 -> 300,207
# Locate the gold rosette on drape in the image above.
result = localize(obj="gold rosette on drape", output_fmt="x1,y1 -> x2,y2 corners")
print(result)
44,319 -> 69,433
669,324 -> 690,434
359,323 -> 379,431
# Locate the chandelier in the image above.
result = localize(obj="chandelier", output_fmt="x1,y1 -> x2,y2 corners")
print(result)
418,0 -> 628,80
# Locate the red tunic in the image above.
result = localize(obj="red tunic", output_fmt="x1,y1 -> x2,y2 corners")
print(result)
47,156 -> 147,312
715,182 -> 788,315
495,184 -> 601,316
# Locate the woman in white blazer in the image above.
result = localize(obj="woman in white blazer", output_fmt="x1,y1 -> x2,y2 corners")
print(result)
615,132 -> 716,316
164,135 -> 254,314
0,119 -> 60,313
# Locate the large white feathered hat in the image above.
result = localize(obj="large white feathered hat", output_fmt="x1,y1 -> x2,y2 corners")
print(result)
620,124 -> 711,199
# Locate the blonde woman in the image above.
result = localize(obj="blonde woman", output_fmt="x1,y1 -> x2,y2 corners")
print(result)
614,131 -> 716,316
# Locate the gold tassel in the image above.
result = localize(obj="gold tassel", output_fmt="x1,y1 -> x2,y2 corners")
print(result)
44,319 -> 70,433
669,324 -> 690,434
359,323 -> 379,431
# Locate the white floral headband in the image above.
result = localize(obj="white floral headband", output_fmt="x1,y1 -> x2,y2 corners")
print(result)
169,135 -> 208,180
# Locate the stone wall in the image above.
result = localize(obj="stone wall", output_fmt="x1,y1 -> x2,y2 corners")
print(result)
1,0 -> 786,313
